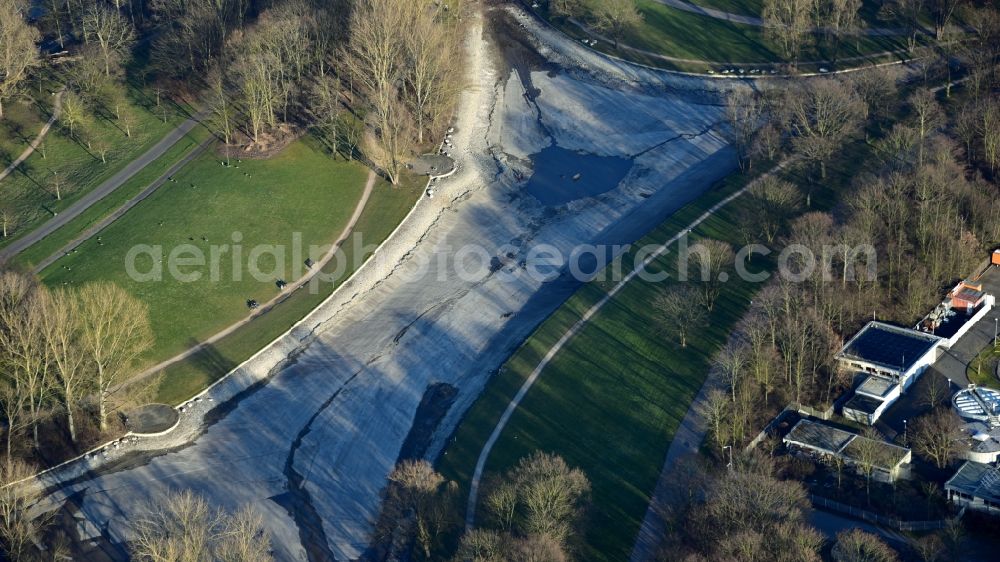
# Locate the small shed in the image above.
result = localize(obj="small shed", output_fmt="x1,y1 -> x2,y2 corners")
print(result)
993,249 -> 1000,267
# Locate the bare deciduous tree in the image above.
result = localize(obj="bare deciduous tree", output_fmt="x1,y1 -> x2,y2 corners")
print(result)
912,408 -> 963,469
0,0 -> 39,120
130,489 -> 271,561
832,529 -> 899,562
653,285 -> 707,348
39,289 -> 89,445
590,0 -> 643,49
82,3 -> 135,77
78,282 -> 153,433
783,79 -> 864,179
762,0 -> 813,60
379,459 -> 456,560
0,459 -> 45,561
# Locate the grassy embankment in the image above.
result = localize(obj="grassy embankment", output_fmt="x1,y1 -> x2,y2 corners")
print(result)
437,130 -> 893,560
35,136 -> 420,403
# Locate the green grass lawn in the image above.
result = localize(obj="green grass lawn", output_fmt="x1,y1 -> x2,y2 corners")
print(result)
686,0 -> 887,26
968,344 -> 1000,389
436,124 -> 890,558
0,84 -> 187,249
153,170 -> 423,404
13,125 -> 213,269
39,138 -> 373,370
535,0 -> 914,70
0,95 -> 53,167
437,169 -> 765,560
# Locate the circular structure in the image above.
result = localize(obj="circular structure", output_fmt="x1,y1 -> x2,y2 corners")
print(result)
954,386 -> 1000,426
125,403 -> 180,435
410,154 -> 456,178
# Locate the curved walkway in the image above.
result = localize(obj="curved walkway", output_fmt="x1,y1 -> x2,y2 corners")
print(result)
651,0 -> 908,36
127,169 -> 378,385
463,162 -> 786,531
0,109 -> 209,263
0,89 -> 64,183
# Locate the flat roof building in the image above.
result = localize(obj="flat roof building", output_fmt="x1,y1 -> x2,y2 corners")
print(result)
836,322 -> 943,425
783,419 -> 911,481
945,461 -> 1000,514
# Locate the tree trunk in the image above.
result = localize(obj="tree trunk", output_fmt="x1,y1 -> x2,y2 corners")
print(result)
66,399 -> 77,444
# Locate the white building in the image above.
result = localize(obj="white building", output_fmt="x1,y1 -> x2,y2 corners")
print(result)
837,321 -> 944,425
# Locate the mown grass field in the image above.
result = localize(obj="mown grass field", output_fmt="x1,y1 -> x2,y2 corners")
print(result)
0,83 -> 188,248
437,132 -> 886,559
13,125 -> 213,268
39,138 -> 374,371
532,0 -> 915,71
152,170 -> 422,404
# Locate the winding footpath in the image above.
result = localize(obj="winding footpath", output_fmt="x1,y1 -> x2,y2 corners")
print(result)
651,0 -> 907,36
126,169 -> 379,384
0,90 -> 64,183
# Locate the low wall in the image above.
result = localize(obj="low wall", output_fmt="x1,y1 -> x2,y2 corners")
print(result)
944,295 -> 995,349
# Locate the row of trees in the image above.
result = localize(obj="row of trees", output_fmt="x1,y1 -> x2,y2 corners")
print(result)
372,452 -> 590,561
0,271 -> 153,460
693,56 -> 999,457
548,0 -> 643,48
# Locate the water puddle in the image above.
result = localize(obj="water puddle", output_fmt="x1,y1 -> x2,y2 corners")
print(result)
525,146 -> 632,206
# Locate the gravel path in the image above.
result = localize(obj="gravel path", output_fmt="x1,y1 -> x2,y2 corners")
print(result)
0,89 -> 64,183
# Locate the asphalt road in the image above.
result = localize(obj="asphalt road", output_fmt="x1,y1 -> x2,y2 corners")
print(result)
0,109 -> 209,264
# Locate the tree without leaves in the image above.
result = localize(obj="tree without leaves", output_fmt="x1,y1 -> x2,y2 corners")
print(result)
58,91 -> 86,138
652,285 -> 707,348
821,0 -> 862,61
38,288 -> 89,445
927,0 -> 967,40
0,206 -> 22,239
912,408 -> 963,469
725,88 -> 766,172
0,0 -> 40,120
832,529 -> 899,562
82,3 -> 135,77
879,0 -> 925,52
590,0 -> 642,49
909,89 -> 943,167
130,489 -> 271,561
379,459 -> 456,560
77,282 -> 153,433
0,459 -> 47,561
783,79 -> 864,179
683,239 -> 734,312
404,7 -> 455,145
345,0 -> 411,185
762,0 -> 814,60
747,176 -> 802,243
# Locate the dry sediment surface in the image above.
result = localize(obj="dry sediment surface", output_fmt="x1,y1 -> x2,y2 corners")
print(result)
35,7 -> 739,559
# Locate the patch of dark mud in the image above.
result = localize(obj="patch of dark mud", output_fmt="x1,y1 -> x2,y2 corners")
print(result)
395,383 -> 459,463
487,5 -> 559,99
525,145 -> 633,205
273,369 -> 362,562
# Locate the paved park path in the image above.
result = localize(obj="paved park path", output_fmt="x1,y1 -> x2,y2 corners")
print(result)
30,136 -> 217,273
0,89 -> 64,183
650,0 -> 907,36
0,109 -> 209,263
127,169 -> 379,384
